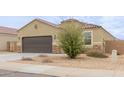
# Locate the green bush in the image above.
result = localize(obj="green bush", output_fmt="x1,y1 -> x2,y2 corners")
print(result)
86,51 -> 108,58
58,22 -> 84,59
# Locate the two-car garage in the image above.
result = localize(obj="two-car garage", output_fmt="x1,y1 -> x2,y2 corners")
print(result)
18,19 -> 60,53
22,36 -> 52,53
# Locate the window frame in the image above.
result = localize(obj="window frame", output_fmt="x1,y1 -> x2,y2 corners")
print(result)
83,31 -> 93,46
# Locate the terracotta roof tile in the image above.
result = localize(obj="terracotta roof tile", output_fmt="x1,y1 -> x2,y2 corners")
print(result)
0,26 -> 17,35
61,19 -> 100,29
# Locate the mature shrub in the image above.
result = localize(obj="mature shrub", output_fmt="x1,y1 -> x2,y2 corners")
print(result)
86,51 -> 108,58
58,22 -> 84,58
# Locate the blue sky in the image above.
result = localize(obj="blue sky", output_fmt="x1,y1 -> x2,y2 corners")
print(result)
0,16 -> 124,40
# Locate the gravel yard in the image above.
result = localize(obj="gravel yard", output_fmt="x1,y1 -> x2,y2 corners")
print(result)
11,54 -> 124,71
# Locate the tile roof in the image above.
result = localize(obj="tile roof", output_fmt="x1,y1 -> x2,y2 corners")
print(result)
61,19 -> 117,39
61,19 -> 100,29
0,26 -> 17,35
17,18 -> 117,39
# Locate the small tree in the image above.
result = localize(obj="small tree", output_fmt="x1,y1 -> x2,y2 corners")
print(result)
58,22 -> 84,59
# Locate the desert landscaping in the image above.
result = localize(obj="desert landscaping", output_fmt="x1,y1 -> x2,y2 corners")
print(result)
10,54 -> 124,71
0,17 -> 123,77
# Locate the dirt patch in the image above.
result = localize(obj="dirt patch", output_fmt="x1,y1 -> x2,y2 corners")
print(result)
12,54 -> 124,71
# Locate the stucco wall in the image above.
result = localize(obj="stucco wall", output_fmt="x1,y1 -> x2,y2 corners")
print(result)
0,34 -> 17,50
83,27 -> 115,50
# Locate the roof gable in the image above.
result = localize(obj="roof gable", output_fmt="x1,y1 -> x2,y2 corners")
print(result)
36,19 -> 57,27
18,19 -> 59,32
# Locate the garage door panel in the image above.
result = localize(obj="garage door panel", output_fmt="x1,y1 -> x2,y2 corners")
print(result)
22,36 -> 52,53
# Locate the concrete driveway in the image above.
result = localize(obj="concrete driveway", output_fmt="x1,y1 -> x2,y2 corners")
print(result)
0,53 -> 44,62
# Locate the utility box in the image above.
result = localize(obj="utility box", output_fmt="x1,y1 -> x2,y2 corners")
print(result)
112,50 -> 117,62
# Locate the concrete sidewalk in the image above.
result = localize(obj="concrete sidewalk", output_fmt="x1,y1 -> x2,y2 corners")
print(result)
0,62 -> 123,77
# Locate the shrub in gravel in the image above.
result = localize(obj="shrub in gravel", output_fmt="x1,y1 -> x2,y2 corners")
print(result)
86,51 -> 108,58
58,22 -> 85,59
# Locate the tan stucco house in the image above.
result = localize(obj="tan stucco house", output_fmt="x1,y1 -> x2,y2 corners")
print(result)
17,18 -> 116,53
0,26 -> 17,51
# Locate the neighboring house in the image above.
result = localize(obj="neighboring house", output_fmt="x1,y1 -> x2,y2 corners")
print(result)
0,26 -> 17,51
17,18 -> 116,53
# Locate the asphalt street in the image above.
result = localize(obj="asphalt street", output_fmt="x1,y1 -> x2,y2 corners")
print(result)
0,69 -> 53,77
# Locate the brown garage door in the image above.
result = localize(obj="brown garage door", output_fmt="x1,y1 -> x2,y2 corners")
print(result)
22,36 -> 52,53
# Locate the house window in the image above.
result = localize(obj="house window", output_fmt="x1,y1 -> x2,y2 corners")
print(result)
84,31 -> 92,45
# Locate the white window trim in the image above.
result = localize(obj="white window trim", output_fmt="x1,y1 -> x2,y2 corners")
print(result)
83,31 -> 93,47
